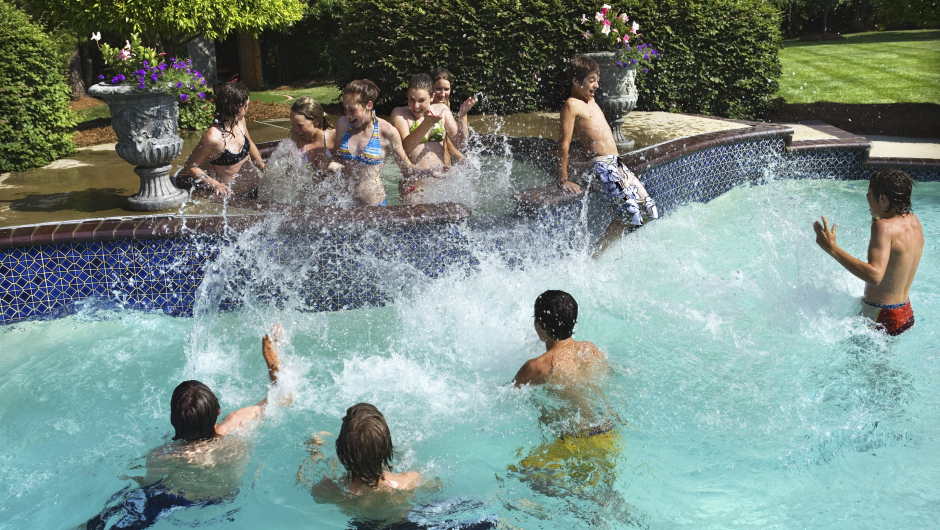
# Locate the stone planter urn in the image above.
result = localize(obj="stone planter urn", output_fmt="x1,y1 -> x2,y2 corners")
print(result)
580,51 -> 637,153
87,83 -> 188,211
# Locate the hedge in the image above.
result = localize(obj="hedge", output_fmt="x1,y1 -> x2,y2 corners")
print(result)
0,1 -> 75,172
333,0 -> 782,119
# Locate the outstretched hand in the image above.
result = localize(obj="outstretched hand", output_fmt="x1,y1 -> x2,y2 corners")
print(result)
458,96 -> 478,118
262,324 -> 283,383
813,216 -> 838,254
560,180 -> 581,194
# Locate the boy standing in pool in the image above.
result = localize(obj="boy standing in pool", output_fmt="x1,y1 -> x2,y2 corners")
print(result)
814,169 -> 923,336
557,55 -> 658,240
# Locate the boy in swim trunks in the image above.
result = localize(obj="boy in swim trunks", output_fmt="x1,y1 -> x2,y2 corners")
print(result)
557,55 -> 658,252
814,169 -> 924,336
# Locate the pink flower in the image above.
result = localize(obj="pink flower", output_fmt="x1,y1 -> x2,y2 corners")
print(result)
595,12 -> 604,22
619,13 -> 628,23
581,13 -> 587,23
623,35 -> 630,44
632,21 -> 640,34
117,48 -> 133,60
601,4 -> 611,15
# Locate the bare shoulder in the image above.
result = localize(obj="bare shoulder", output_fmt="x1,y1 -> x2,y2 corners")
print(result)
577,340 -> 605,362
561,97 -> 587,116
389,106 -> 409,121
514,354 -> 552,386
379,118 -> 402,139
393,470 -> 420,490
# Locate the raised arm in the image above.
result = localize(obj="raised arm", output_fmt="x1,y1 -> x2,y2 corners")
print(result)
214,324 -> 286,436
456,96 -> 477,145
557,100 -> 581,194
814,216 -> 890,284
381,120 -> 445,179
182,128 -> 231,196
393,107 -> 445,155
240,117 -> 265,171
440,105 -> 465,150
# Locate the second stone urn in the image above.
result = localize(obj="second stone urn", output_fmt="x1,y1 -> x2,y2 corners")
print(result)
87,83 -> 188,211
580,51 -> 637,153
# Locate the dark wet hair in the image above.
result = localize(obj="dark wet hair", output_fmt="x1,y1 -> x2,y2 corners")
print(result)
291,96 -> 332,130
431,67 -> 453,106
869,168 -> 915,215
335,403 -> 393,489
170,380 -> 220,442
408,73 -> 434,95
534,290 -> 578,340
215,82 -> 250,130
343,79 -> 381,107
568,55 -> 600,84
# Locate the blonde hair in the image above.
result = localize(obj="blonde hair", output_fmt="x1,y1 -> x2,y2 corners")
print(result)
290,96 -> 332,129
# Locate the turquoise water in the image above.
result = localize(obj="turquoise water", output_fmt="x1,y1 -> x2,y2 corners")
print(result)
1,179 -> 938,528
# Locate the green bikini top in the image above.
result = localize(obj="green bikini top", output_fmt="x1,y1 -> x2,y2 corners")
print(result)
409,118 -> 446,143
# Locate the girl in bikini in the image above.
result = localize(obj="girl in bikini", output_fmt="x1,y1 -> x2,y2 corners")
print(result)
288,97 -> 335,173
390,74 -> 467,204
334,79 -> 439,206
430,67 -> 478,164
182,82 -> 264,197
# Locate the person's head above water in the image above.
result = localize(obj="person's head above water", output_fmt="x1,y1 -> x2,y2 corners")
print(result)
343,79 -> 381,108
215,82 -> 250,128
430,67 -> 453,105
534,290 -> 578,340
869,168 -> 915,215
170,380 -> 220,442
291,96 -> 332,130
568,55 -> 600,85
335,403 -> 393,489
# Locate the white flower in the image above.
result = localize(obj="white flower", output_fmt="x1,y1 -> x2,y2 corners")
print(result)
602,4 -> 611,9
90,32 -> 101,42
619,13 -> 628,23
595,12 -> 604,22
601,23 -> 611,35
581,13 -> 587,23
632,21 -> 640,34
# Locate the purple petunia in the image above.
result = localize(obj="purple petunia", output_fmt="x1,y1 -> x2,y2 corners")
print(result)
98,74 -> 105,80
198,92 -> 205,99
180,94 -> 188,102
176,81 -> 184,88
150,73 -> 158,82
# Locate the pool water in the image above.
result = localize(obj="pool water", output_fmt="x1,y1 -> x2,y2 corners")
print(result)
1,179 -> 938,529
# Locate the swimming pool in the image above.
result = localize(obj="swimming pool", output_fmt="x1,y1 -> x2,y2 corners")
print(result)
1,178 -> 937,528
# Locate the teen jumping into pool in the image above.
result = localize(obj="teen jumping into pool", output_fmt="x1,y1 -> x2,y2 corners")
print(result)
557,55 -> 658,254
814,168 -> 924,336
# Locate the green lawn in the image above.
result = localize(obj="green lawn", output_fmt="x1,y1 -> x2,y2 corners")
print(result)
251,84 -> 342,105
777,30 -> 940,104
74,104 -> 110,124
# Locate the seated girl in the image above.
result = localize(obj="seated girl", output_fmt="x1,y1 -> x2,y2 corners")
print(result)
390,74 -> 466,205
258,97 -> 336,205
333,79 -> 441,206
430,67 -> 478,164
182,82 -> 264,197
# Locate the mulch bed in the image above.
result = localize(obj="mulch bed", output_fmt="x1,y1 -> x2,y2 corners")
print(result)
767,102 -> 940,138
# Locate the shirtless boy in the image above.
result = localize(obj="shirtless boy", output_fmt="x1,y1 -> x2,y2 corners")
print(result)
513,290 -> 606,387
558,55 -> 658,230
87,326 -> 287,528
814,169 -> 924,336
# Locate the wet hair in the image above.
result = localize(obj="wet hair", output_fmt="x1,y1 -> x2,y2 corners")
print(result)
869,168 -> 915,215
408,73 -> 434,96
568,55 -> 600,84
343,79 -> 381,107
291,96 -> 332,129
335,403 -> 393,489
534,290 -> 578,340
170,380 -> 220,442
215,82 -> 250,130
431,67 -> 454,106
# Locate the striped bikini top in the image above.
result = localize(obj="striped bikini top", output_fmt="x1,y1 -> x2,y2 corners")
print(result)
337,114 -> 384,165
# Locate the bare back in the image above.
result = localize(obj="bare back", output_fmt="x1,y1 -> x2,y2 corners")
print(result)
865,213 -> 924,304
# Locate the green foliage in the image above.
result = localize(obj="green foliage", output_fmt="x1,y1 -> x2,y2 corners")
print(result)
179,89 -> 215,130
18,0 -> 306,51
0,1 -> 75,172
871,0 -> 940,30
334,0 -> 782,119
260,4 -> 343,84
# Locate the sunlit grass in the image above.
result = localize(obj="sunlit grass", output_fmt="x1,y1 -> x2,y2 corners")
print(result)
777,30 -> 940,104
73,105 -> 110,124
251,83 -> 341,105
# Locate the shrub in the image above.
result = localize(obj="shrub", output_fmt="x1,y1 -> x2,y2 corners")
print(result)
0,1 -> 76,172
334,0 -> 782,119
179,89 -> 215,130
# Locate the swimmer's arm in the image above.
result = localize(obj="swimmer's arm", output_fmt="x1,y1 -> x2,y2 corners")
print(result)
814,216 -> 889,284
441,106 -> 466,150
383,121 -> 430,178
557,101 -> 581,194
513,358 -> 549,387
445,136 -> 467,164
390,109 -> 422,155
241,117 -> 265,171
183,129 -> 231,196
456,96 -> 477,142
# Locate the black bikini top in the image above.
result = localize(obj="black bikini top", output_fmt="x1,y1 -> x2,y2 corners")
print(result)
210,123 -> 250,166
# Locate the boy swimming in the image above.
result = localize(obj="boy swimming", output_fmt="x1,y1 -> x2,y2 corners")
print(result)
557,55 -> 658,229
814,169 -> 924,336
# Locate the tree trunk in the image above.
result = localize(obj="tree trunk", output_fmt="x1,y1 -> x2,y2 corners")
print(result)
824,5 -> 830,33
80,41 -> 94,89
67,46 -> 85,100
